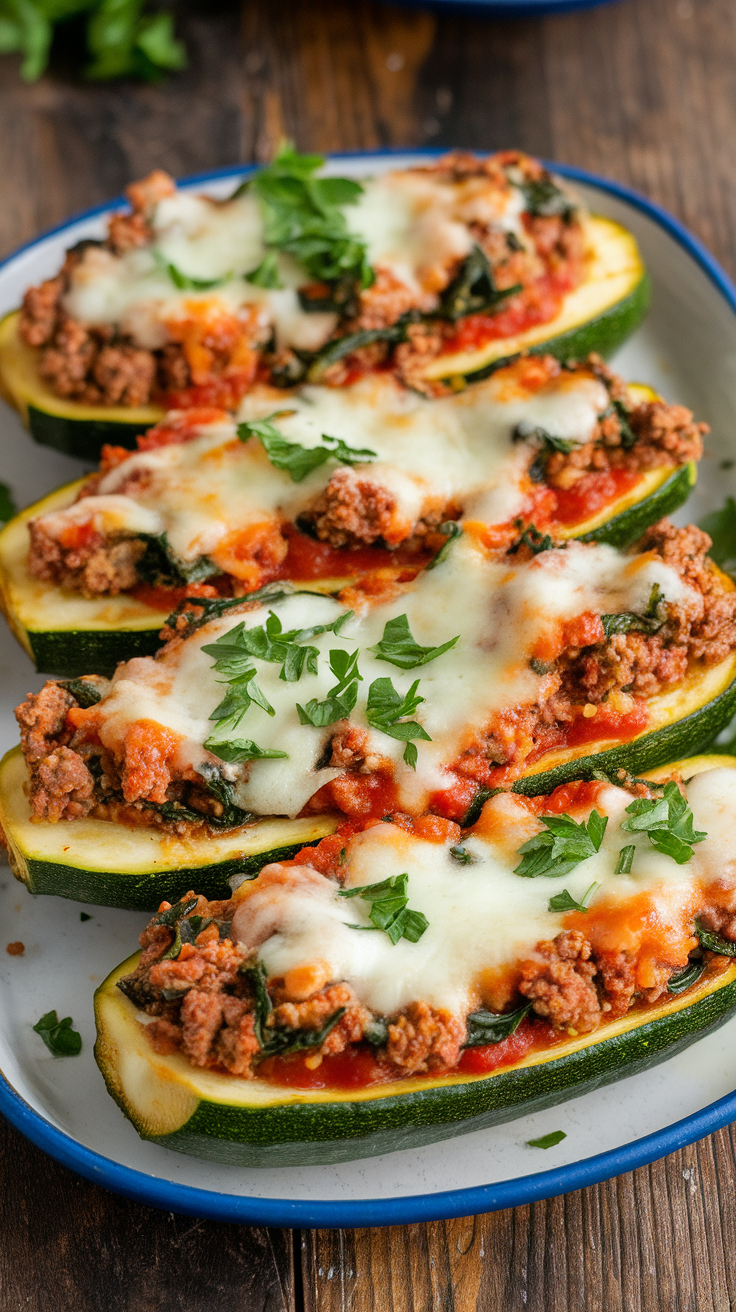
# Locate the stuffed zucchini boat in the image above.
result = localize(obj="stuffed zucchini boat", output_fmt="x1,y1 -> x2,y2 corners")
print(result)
0,147 -> 647,460
5,520 -> 736,908
0,357 -> 702,675
93,754 -> 736,1165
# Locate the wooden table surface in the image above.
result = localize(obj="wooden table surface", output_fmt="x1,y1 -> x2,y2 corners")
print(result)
2,0 -> 736,1305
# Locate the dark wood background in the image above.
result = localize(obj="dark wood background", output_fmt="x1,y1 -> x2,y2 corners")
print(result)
3,0 -> 736,1305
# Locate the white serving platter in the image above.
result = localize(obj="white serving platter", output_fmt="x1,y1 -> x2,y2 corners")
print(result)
1,152 -> 736,1227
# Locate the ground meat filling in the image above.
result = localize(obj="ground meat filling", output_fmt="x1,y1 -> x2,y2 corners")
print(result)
25,353 -> 704,598
115,894 -> 720,1085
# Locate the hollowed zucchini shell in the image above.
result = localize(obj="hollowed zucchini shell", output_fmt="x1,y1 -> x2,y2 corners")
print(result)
93,952 -> 736,1167
0,453 -> 697,677
0,216 -> 646,460
0,747 -> 338,909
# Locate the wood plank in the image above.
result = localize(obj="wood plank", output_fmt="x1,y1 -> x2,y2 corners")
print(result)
303,1125 -> 736,1311
0,1117 -> 295,1312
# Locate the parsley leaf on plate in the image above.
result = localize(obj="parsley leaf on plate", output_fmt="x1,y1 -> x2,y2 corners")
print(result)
368,614 -> 460,670
700,496 -> 736,576
621,781 -> 706,863
514,810 -> 607,879
527,1130 -> 567,1149
0,481 -> 16,525
32,1010 -> 82,1057
548,881 -> 600,913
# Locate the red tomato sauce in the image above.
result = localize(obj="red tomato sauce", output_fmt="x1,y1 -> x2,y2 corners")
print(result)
275,525 -> 431,582
562,702 -> 648,748
549,467 -> 641,528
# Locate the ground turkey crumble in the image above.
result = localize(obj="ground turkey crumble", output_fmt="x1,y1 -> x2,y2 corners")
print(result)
26,354 -> 705,599
19,151 -> 585,408
114,890 -> 731,1083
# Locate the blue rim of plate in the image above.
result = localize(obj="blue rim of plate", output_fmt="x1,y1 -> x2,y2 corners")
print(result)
1,152 -> 736,1228
385,0 -> 616,13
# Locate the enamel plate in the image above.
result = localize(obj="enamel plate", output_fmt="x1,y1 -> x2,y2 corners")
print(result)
1,152 -> 736,1227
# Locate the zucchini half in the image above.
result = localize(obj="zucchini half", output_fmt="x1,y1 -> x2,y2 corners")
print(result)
0,312 -> 164,461
426,216 -> 649,384
0,748 -> 338,909
3,648 -> 736,908
93,953 -> 736,1167
0,452 -> 697,677
512,651 -> 736,796
0,217 -> 645,460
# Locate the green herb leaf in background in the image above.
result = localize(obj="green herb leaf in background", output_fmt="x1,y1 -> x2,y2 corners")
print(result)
700,496 -> 736,577
0,481 -> 16,525
32,1009 -> 82,1056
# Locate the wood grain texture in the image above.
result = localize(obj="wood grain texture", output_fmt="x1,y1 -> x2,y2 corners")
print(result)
2,0 -> 736,1307
303,1126 -> 736,1311
0,1116 -> 295,1312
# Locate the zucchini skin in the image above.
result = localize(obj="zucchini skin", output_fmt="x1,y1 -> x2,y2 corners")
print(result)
576,460 -> 695,550
94,959 -> 736,1167
460,273 -> 651,386
27,626 -> 163,679
19,840 -> 319,909
27,405 -> 149,461
512,665 -> 736,797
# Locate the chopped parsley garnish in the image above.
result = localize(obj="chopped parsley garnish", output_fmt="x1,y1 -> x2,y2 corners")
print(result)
238,414 -> 376,482
161,260 -> 227,291
519,174 -> 575,220
514,810 -> 607,879
699,496 -> 736,577
365,676 -> 431,769
245,252 -> 282,289
464,1002 -> 531,1047
216,608 -> 352,683
527,1130 -> 567,1149
621,782 -> 706,864
246,142 -> 373,291
340,873 -> 428,945
297,648 -> 362,727
368,614 -> 460,670
548,881 -> 600,913
426,521 -> 462,570
32,1010 -> 82,1057
600,583 -> 665,639
615,844 -> 636,875
450,845 -> 477,865
205,739 -> 288,764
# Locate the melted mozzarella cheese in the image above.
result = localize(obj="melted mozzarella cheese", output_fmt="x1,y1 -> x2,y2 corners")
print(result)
248,766 -> 736,1015
94,534 -> 699,817
43,370 -> 608,563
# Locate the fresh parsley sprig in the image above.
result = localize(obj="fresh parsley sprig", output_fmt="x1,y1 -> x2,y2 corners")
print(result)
238,414 -> 376,483
297,648 -> 362,727
246,142 -> 374,292
368,614 -> 460,670
366,676 -> 431,769
205,739 -> 288,765
339,873 -> 428,945
223,608 -> 353,683
548,881 -> 600,913
514,810 -> 608,879
621,782 -> 706,864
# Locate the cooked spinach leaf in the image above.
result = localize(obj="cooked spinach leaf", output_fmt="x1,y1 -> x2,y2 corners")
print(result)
0,481 -> 16,524
600,583 -> 665,639
463,1002 -> 532,1047
59,678 -> 103,708
519,175 -> 575,221
426,521 -> 463,570
694,920 -> 736,957
439,244 -> 521,321
507,521 -> 557,556
666,960 -> 707,994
